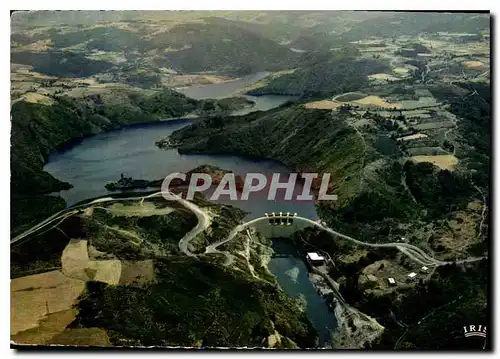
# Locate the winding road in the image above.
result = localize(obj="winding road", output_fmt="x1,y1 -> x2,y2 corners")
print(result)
12,192 -> 485,268
207,214 -> 486,267
11,191 -> 211,258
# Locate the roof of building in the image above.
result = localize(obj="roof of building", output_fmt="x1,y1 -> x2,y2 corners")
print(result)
408,272 -> 417,278
388,277 -> 396,284
307,252 -> 325,261
421,266 -> 429,270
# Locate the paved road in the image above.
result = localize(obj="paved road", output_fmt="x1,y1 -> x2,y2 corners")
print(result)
208,215 -> 486,267
11,191 -> 210,259
12,194 -> 486,267
139,191 -> 211,257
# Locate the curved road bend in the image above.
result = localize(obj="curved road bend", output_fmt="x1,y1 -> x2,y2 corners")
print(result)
12,194 -> 486,266
208,215 -> 485,267
11,191 -> 210,258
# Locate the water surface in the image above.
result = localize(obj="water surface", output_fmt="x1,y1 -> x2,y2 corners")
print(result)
45,120 -> 317,221
269,239 -> 337,347
176,71 -> 298,115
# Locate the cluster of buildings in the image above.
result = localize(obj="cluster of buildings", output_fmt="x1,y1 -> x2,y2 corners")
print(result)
388,266 -> 429,286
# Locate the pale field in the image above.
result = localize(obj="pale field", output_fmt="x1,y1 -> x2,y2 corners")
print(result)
161,74 -> 234,87
353,95 -> 403,109
303,100 -> 342,109
106,202 -> 174,217
87,260 -> 122,285
467,200 -> 483,211
13,93 -> 55,106
333,92 -> 402,109
86,51 -> 127,65
11,70 -> 55,80
462,60 -> 485,69
11,270 -> 85,335
397,133 -> 428,141
12,308 -> 79,345
48,328 -> 112,347
333,92 -> 367,102
368,73 -> 400,81
411,155 -> 458,171
392,67 -> 411,75
61,239 -> 90,281
62,239 -> 122,285
63,83 -> 139,98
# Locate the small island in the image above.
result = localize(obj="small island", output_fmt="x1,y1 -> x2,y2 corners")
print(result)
105,173 -> 151,191
104,166 -> 245,192
155,136 -> 180,150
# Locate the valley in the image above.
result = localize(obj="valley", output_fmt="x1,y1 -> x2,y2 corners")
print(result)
10,10 -> 490,351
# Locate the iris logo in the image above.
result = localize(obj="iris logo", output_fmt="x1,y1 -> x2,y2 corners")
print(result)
463,325 -> 487,338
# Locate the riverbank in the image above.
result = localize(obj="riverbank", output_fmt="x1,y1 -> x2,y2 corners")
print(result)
266,239 -> 337,347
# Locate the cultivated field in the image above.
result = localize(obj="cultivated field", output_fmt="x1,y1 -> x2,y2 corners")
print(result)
334,92 -> 367,102
333,92 -> 403,109
354,95 -> 403,109
411,155 -> 458,171
462,60 -> 485,69
105,202 -> 174,217
368,73 -> 400,81
61,239 -> 122,285
415,121 -> 455,130
61,239 -> 91,281
48,328 -> 112,347
303,100 -> 342,109
392,67 -> 411,76
12,308 -> 79,345
398,133 -> 428,141
11,270 -> 86,336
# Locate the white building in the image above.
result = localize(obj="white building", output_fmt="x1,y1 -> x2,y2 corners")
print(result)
388,277 -> 396,286
306,252 -> 325,266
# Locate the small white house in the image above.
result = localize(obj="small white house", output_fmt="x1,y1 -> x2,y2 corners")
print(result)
407,272 -> 418,282
388,277 -> 396,286
420,266 -> 429,273
306,252 -> 325,266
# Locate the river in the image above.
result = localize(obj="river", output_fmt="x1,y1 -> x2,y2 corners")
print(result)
269,239 -> 337,347
43,75 -> 335,347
